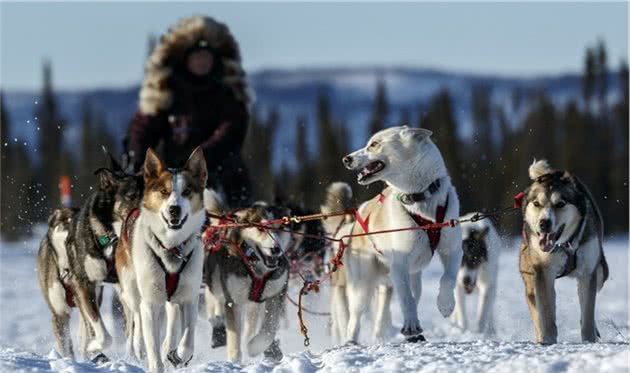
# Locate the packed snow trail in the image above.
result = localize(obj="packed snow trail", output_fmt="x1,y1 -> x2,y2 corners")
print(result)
1,230 -> 628,372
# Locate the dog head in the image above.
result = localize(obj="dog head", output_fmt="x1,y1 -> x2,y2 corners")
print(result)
523,159 -> 584,252
230,202 -> 291,270
47,207 -> 79,234
458,222 -> 489,294
342,126 -> 446,188
143,147 -> 207,232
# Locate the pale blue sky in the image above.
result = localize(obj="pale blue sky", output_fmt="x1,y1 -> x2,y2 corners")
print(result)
1,1 -> 627,90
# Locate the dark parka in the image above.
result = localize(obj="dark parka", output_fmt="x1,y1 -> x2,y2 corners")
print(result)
127,15 -> 253,206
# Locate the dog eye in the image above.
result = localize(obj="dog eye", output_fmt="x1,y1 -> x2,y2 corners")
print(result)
182,188 -> 192,197
555,201 -> 566,208
160,188 -> 169,196
532,201 -> 541,208
368,141 -> 379,149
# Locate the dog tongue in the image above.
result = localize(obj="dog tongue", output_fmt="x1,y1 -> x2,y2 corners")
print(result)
539,233 -> 555,252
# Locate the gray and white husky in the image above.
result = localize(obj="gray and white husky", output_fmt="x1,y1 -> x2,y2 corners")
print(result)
203,191 -> 290,363
323,125 -> 462,343
519,159 -> 608,344
451,214 -> 500,334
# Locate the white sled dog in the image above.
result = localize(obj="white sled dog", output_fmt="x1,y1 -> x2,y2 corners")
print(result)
519,159 -> 608,344
115,147 -> 207,373
323,126 -> 461,343
451,214 -> 500,334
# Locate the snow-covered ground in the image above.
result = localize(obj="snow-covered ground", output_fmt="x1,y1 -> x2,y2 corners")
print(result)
1,233 -> 628,372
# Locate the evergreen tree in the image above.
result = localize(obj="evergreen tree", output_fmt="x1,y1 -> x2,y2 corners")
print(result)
36,60 -> 66,220
368,79 -> 388,135
78,101 -> 96,200
242,108 -> 278,202
582,47 -> 596,111
596,39 -> 609,116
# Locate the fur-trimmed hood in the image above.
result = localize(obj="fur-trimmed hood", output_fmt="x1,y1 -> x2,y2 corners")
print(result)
139,15 -> 253,115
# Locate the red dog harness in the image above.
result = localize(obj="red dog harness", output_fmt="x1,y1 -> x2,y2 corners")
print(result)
408,196 -> 449,255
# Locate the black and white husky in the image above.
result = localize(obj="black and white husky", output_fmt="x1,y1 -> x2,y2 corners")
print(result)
203,191 -> 290,363
115,147 -> 207,373
324,126 -> 462,343
451,214 -> 500,334
519,159 -> 609,344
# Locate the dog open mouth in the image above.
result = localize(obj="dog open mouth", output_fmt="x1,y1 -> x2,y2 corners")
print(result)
538,224 -> 565,252
254,246 -> 280,269
357,161 -> 385,183
161,213 -> 188,230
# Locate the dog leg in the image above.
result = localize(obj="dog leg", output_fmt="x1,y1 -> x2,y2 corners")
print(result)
52,312 -> 74,358
205,287 -> 226,349
521,271 -> 542,342
372,285 -> 393,342
331,285 -> 349,343
224,302 -> 242,363
140,301 -> 164,373
452,283 -> 467,330
436,237 -> 459,318
74,283 -> 112,354
242,303 -> 259,344
577,271 -> 598,342
390,261 -> 422,338
161,302 -> 180,364
476,284 -> 496,334
345,254 -> 377,343
248,294 -> 283,359
534,269 -> 557,344
172,300 -> 197,366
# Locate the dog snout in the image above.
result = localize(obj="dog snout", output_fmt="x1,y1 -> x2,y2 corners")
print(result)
342,155 -> 353,167
168,205 -> 182,220
538,218 -> 552,233
271,245 -> 282,256
463,276 -> 473,287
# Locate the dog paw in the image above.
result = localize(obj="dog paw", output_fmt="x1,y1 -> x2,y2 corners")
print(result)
437,289 -> 455,318
263,339 -> 283,362
406,334 -> 426,343
166,350 -> 192,368
211,325 -> 227,348
91,353 -> 109,365
400,320 -> 423,337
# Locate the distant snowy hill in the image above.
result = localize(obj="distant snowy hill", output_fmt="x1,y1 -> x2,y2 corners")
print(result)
2,67 -> 621,168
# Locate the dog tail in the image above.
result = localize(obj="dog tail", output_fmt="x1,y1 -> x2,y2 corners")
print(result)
204,188 -> 227,215
320,182 -> 353,236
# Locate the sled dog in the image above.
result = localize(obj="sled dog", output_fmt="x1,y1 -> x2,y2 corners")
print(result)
37,207 -> 83,358
519,159 -> 608,344
451,214 -> 500,334
203,191 -> 290,363
324,125 -> 462,343
64,163 -> 143,361
115,147 -> 207,373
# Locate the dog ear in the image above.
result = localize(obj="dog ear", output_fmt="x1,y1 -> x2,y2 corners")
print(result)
184,146 -> 208,185
402,127 -> 432,141
101,146 -> 123,173
144,148 -> 165,181
94,167 -> 120,192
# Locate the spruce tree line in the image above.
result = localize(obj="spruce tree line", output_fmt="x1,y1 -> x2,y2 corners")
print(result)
1,41 -> 627,241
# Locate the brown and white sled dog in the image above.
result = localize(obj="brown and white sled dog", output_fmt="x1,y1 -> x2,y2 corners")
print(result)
203,191 -> 290,363
519,160 -> 608,344
451,214 -> 500,334
115,147 -> 207,373
324,126 -> 461,343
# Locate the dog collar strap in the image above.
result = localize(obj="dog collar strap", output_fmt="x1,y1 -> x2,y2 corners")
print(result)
97,232 -> 118,248
397,179 -> 441,205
